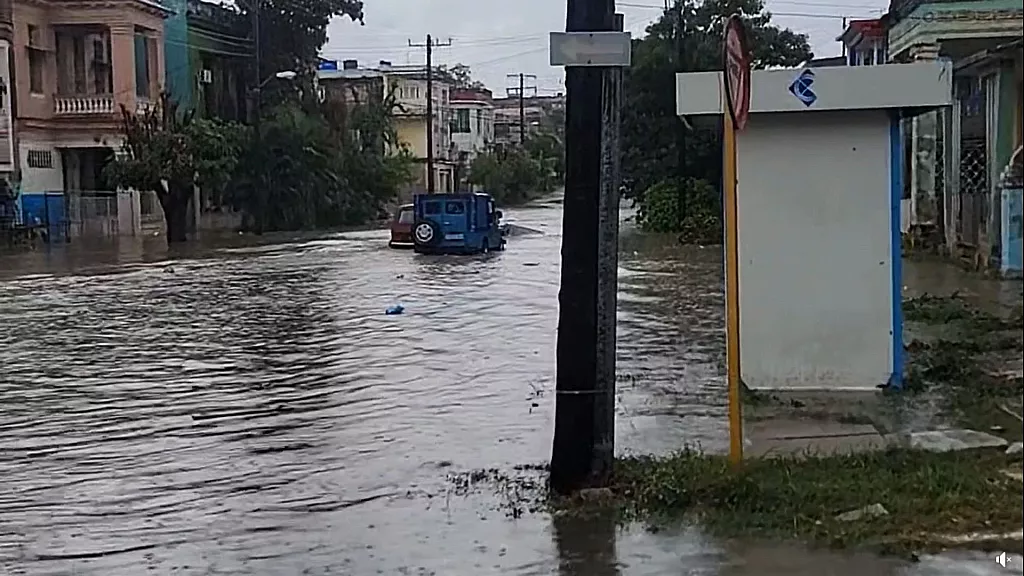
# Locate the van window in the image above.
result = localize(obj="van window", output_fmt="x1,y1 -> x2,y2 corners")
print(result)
397,208 -> 414,224
445,202 -> 465,215
424,201 -> 441,215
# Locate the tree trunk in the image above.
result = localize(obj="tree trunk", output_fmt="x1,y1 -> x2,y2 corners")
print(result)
159,190 -> 191,243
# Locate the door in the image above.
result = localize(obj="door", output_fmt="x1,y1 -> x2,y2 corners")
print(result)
985,72 -> 1000,255
475,196 -> 488,233
442,199 -> 467,242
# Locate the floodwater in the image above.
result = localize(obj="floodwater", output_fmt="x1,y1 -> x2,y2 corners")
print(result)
0,199 -> 1018,575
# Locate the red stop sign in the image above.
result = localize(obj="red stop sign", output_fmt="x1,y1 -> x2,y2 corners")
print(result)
723,15 -> 751,131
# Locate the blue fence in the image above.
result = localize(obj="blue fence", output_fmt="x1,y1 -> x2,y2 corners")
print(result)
20,192 -> 69,242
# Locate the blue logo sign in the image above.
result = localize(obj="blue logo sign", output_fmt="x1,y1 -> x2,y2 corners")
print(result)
789,69 -> 817,107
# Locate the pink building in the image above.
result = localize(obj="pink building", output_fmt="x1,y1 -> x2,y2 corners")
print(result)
1,0 -> 14,180
12,0 -> 169,196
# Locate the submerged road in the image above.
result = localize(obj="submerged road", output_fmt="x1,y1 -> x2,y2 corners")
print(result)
0,199 -> 1015,575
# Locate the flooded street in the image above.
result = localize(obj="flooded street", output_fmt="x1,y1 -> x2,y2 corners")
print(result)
0,199 -> 1016,575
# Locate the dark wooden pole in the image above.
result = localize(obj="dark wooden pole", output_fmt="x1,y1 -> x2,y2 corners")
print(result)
550,0 -> 616,496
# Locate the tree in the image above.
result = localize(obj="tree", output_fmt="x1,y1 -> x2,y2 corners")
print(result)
104,93 -> 244,243
226,86 -> 415,232
226,0 -> 365,108
469,139 -> 561,205
524,132 -> 565,182
622,0 -> 812,206
439,63 -> 486,90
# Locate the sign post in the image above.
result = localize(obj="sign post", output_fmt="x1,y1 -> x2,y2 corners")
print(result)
722,14 -> 750,467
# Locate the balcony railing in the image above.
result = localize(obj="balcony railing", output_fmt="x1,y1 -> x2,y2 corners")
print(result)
54,95 -> 115,116
135,98 -> 155,116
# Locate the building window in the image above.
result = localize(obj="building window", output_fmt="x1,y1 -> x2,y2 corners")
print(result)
453,109 -> 471,133
28,25 -> 46,94
27,150 -> 53,169
134,31 -> 153,98
476,110 -> 482,134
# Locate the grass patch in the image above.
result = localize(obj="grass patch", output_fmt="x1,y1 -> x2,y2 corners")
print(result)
609,448 -> 1022,554
452,448 -> 1023,556
903,292 -> 1014,329
902,294 -> 1022,439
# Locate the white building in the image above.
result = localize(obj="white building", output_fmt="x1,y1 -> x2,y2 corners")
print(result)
450,87 -> 494,162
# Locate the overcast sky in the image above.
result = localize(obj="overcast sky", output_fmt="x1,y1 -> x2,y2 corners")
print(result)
322,0 -> 889,96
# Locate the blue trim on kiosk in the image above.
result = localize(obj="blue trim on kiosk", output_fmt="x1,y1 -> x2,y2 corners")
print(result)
887,113 -> 904,390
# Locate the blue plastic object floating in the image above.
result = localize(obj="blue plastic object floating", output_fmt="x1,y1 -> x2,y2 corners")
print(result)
385,304 -> 405,315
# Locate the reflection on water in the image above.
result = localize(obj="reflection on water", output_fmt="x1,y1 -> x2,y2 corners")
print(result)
0,202 -> 1013,575
553,511 -> 619,576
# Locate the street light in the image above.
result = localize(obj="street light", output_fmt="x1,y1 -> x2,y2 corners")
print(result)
252,69 -> 297,136
257,70 -> 297,90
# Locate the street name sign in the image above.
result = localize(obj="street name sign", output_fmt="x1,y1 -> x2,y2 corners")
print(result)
549,31 -> 632,67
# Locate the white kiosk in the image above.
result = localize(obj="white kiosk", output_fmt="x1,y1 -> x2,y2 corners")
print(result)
677,62 -> 952,391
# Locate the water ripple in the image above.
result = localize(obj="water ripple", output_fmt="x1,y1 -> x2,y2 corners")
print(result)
0,204 -> 728,574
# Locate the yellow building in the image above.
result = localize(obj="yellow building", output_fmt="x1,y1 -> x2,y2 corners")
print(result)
317,59 -> 455,197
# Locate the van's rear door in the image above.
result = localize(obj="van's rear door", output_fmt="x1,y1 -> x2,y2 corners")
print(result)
442,199 -> 468,241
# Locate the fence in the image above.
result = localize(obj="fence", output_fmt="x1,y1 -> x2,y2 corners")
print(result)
19,190 -> 143,241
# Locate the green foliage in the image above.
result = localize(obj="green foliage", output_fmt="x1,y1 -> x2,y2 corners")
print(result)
105,91 -> 414,239
623,0 -> 812,232
468,139 -> 561,205
609,447 -> 1022,554
523,132 -> 565,182
227,93 -> 415,232
232,0 -> 365,108
103,1 -> 417,239
437,63 -> 485,90
104,93 -> 244,242
636,178 -> 721,244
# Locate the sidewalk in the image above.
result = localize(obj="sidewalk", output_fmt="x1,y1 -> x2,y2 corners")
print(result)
745,257 -> 1022,457
741,258 -> 1022,559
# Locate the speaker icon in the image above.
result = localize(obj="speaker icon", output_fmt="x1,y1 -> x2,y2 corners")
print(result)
995,551 -> 1008,568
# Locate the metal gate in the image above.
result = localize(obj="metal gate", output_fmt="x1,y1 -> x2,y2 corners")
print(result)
65,190 -> 119,238
952,74 -> 990,249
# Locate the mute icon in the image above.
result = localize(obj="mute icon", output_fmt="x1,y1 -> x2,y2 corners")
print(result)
995,551 -> 1008,568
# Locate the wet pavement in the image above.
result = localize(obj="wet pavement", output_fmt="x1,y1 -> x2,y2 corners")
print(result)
0,199 -> 1019,575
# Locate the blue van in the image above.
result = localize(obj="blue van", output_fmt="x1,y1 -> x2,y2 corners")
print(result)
412,193 -> 506,254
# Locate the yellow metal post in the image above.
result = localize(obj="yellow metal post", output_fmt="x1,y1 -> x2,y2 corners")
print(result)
723,105 -> 744,466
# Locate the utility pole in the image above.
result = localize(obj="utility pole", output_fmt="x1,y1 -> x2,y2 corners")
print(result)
408,35 -> 452,193
506,73 -> 537,145
675,0 -> 687,222
252,0 -> 261,137
550,0 -> 618,496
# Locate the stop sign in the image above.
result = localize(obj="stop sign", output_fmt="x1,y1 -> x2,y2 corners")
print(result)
723,15 -> 751,131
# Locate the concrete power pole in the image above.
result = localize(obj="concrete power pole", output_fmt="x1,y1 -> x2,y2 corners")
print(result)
675,0 -> 687,221
252,0 -> 261,135
506,73 -> 537,145
409,35 -> 452,193
550,0 -> 621,496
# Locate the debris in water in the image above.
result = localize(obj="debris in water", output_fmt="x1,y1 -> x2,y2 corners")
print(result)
835,503 -> 889,522
385,304 -> 405,315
